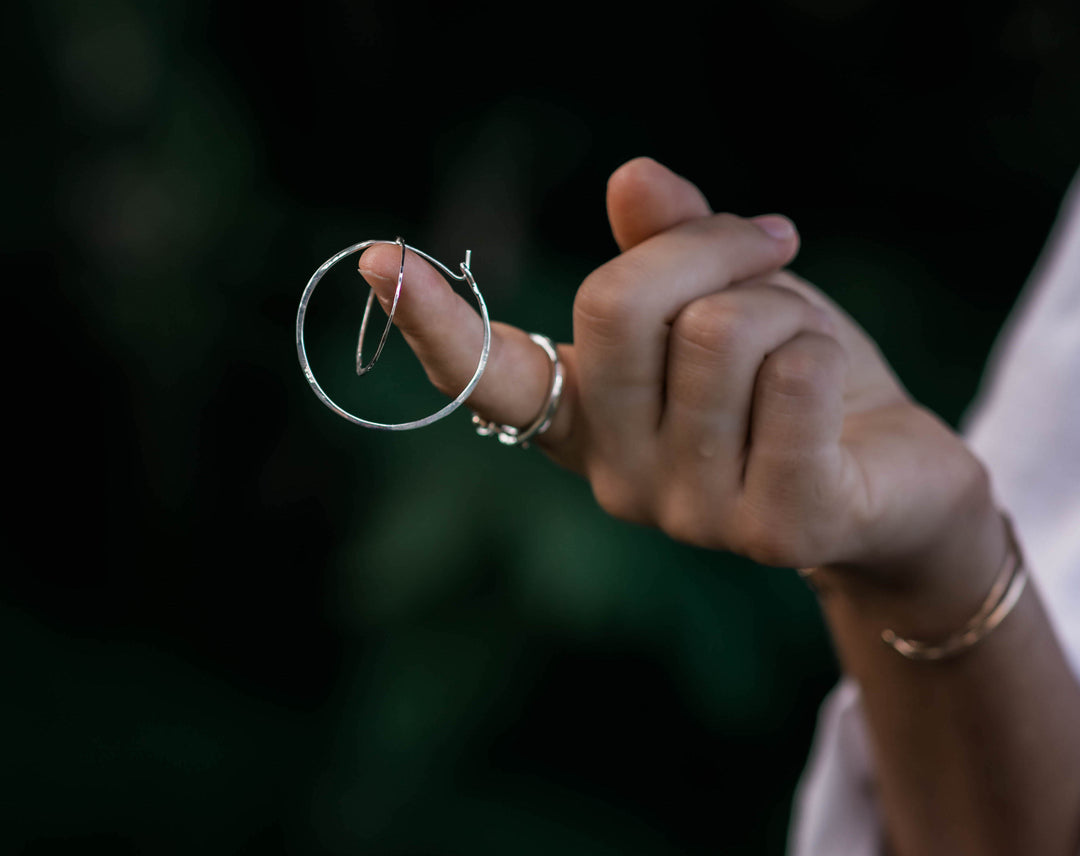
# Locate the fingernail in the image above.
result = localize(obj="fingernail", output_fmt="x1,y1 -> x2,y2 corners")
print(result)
358,265 -> 391,284
752,215 -> 796,241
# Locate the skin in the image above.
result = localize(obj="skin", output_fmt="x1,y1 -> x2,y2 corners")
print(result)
357,157 -> 1080,855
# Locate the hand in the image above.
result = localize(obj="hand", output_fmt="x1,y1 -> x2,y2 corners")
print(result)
358,158 -> 997,601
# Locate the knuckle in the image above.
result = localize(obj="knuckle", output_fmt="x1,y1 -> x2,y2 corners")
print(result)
573,265 -> 639,341
760,341 -> 839,400
672,299 -> 748,361
674,212 -> 740,243
589,466 -> 653,526
733,510 -> 807,568
732,496 -> 839,569
698,212 -> 749,248
656,494 -> 697,546
589,469 -> 624,518
607,157 -> 662,198
708,211 -> 742,231
657,491 -> 721,549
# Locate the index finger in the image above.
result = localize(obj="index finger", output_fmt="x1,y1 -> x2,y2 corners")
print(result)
573,213 -> 800,441
358,244 -> 562,433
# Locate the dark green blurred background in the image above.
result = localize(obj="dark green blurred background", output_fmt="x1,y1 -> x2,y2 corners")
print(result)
5,0 -> 1079,853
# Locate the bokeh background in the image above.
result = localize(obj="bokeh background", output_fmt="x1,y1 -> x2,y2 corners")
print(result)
5,0 -> 1080,853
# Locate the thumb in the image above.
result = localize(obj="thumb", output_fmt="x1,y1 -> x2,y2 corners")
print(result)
606,157 -> 713,251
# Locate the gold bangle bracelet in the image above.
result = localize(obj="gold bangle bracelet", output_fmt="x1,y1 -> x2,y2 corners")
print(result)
800,515 -> 1028,662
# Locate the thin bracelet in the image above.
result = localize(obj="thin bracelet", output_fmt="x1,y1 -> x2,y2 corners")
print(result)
800,514 -> 1028,662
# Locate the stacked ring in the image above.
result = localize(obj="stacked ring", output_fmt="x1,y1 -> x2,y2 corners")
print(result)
472,333 -> 564,449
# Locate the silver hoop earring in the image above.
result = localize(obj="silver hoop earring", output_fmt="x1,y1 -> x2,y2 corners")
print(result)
296,239 -> 491,431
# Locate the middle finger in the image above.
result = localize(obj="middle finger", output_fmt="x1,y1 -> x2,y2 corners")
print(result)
661,280 -> 835,478
573,213 -> 799,453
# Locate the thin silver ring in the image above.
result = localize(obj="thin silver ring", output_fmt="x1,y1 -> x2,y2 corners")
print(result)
471,333 -> 563,448
296,240 -> 491,431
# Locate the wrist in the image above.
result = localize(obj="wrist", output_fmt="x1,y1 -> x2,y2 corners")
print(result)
809,456 -> 1009,645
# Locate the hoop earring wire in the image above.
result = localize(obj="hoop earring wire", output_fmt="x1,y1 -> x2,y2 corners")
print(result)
355,236 -> 405,376
296,239 -> 491,431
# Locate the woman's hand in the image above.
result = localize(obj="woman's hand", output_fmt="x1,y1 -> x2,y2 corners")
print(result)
359,157 -> 1080,856
358,158 -> 998,605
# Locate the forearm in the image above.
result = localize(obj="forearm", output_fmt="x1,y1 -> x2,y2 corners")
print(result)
812,481 -> 1080,856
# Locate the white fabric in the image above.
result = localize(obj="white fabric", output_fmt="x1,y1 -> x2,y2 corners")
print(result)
789,171 -> 1080,856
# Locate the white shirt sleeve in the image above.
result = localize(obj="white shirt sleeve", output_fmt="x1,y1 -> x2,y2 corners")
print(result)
788,170 -> 1080,856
